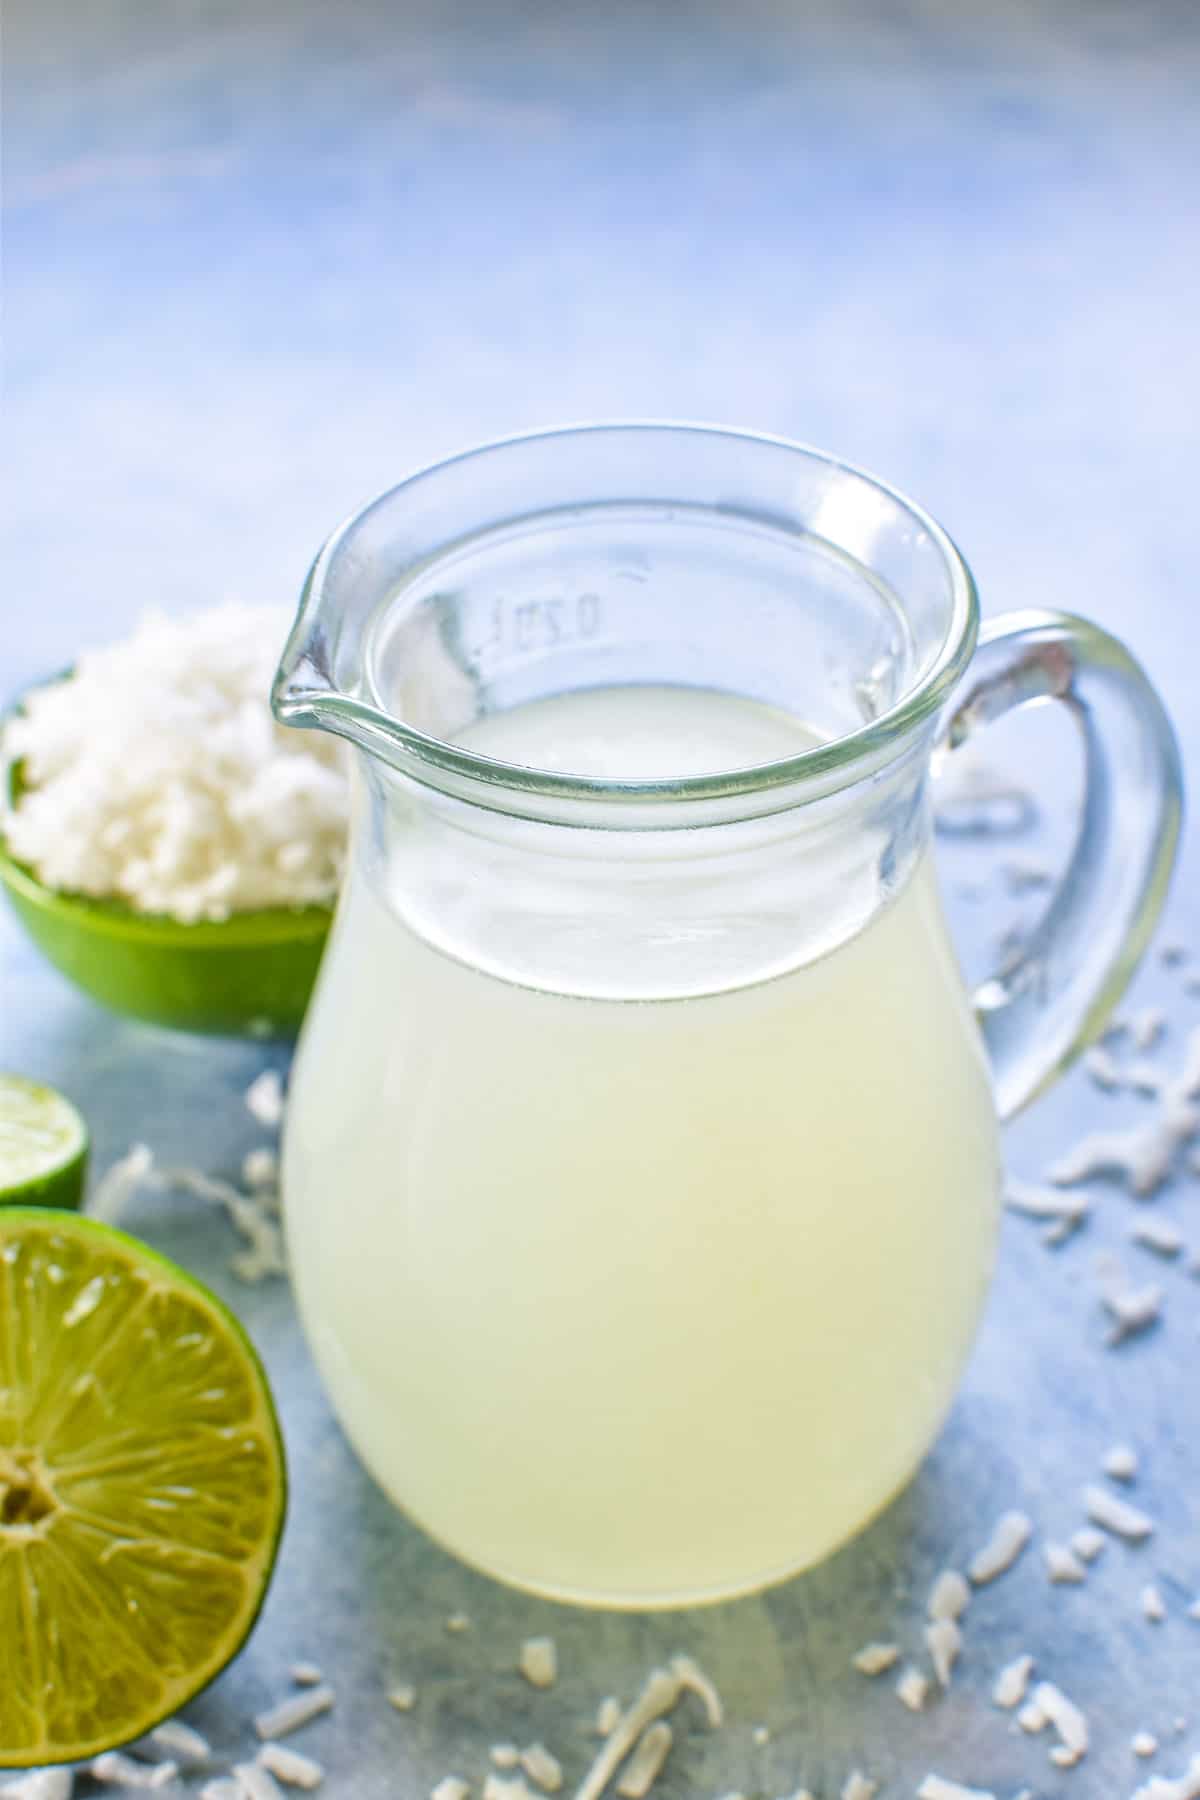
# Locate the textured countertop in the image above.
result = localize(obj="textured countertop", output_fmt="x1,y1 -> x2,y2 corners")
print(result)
4,1 -> 1200,1794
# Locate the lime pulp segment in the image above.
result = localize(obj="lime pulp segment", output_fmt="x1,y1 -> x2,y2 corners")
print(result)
0,1208 -> 287,1766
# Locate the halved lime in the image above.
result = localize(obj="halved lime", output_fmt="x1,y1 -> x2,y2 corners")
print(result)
0,1076 -> 88,1210
0,1209 -> 287,1766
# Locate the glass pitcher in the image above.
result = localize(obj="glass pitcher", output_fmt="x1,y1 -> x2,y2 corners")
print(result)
273,424 -> 1180,1609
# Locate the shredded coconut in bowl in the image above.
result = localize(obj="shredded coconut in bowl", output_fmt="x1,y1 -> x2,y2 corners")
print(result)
3,606 -> 347,922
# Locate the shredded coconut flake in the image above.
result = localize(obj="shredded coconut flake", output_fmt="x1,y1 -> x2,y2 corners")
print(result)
896,1666 -> 930,1712
254,1686 -> 335,1740
490,1749 -> 519,1770
668,1655 -> 724,1728
917,1779 -> 996,1800
1049,1094 -> 1199,1197
483,1778 -> 537,1800
1102,1273 -> 1164,1345
1104,1444 -> 1140,1481
519,1746 -> 562,1794
91,1754 -> 178,1789
1084,1484 -> 1155,1540
1070,1527 -> 1107,1563
0,1775 -> 74,1800
928,1569 -> 971,1621
245,1070 -> 286,1130
852,1642 -> 900,1676
162,1162 -> 287,1281
614,1723 -> 673,1799
925,1617 -> 962,1688
575,1661 -> 721,1800
1135,1734 -> 1161,1759
1045,1542 -> 1087,1584
1132,1220 -> 1184,1258
147,1720 -> 211,1764
200,1785 -> 243,1800
518,1637 -> 557,1689
290,1663 -> 323,1687
576,1672 -> 678,1800
387,1684 -> 417,1713
256,1744 -> 324,1790
243,1147 -> 280,1190
87,1141 -> 155,1226
1033,1681 -> 1089,1758
1143,1585 -> 1168,1622
1017,1700 -> 1047,1734
93,1146 -> 287,1284
1135,1757 -> 1200,1800
235,1764 -> 286,1800
1005,1179 -> 1090,1241
841,1774 -> 878,1800
992,1654 -> 1035,1709
969,1511 -> 1033,1584
594,1698 -> 622,1737
445,1611 -> 471,1633
431,1782 -> 470,1800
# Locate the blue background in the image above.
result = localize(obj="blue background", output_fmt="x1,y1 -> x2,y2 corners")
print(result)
4,2 -> 1200,1794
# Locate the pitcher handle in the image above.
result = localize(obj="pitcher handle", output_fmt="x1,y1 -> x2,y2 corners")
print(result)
939,608 -> 1183,1120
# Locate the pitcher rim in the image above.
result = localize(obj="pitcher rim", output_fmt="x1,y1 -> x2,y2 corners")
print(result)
275,421 -> 980,810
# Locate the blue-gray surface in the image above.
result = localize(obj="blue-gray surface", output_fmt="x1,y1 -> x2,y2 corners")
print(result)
4,1 -> 1200,1794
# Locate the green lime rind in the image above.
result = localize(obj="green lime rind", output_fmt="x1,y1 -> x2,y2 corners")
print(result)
0,1143 -> 88,1212
0,1076 -> 89,1212
1,693 -> 332,1037
0,1208 -> 288,1767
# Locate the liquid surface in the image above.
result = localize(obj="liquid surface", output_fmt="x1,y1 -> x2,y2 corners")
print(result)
284,686 -> 1001,1604
461,683 -> 823,778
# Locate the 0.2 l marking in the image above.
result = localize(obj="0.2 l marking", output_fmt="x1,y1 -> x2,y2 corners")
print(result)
472,593 -> 605,664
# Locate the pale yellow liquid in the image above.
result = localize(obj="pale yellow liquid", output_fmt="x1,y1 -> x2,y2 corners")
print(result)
284,687 -> 1001,1606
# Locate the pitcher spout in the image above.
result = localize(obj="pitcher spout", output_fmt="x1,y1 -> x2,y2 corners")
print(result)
271,528 -> 366,740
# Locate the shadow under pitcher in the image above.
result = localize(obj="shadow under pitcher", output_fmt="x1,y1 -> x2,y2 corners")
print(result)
273,424 -> 1181,1608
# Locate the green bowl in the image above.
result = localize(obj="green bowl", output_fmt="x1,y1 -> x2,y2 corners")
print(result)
2,694 -> 333,1038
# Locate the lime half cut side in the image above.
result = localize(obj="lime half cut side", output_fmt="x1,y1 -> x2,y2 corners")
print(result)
0,1075 -> 88,1209
0,1209 -> 287,1766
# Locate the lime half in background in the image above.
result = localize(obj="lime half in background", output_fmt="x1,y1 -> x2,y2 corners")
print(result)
0,1075 -> 88,1210
0,1209 -> 287,1766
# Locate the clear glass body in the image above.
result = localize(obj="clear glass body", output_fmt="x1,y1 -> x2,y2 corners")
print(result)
286,713 -> 1000,1605
275,426 -> 1178,1606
